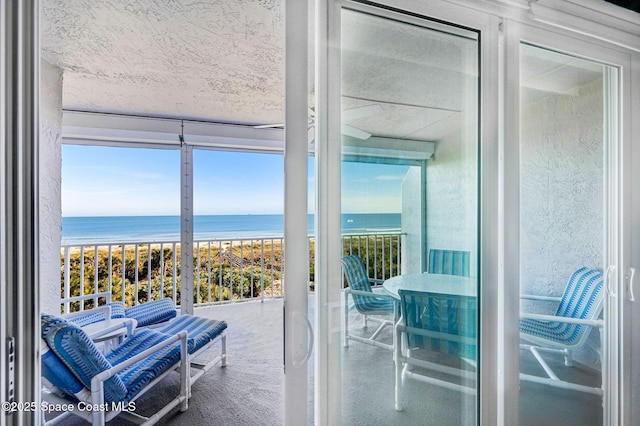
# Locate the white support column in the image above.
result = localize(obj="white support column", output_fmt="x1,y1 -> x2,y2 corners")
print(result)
1,1 -> 41,424
180,144 -> 194,314
39,60 -> 63,316
284,0 -> 310,424
501,20 -> 521,426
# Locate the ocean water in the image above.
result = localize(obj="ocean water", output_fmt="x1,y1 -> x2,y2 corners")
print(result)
62,213 -> 401,244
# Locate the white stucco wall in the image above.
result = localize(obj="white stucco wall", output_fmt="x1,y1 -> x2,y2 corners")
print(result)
520,77 -> 604,368
424,127 -> 478,277
401,167 -> 423,275
40,59 -> 63,315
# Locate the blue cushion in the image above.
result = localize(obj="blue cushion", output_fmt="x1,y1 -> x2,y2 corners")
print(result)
41,341 -> 88,401
520,267 -> 603,347
41,314 -> 127,404
400,290 -> 476,360
428,249 -> 470,277
67,311 -> 107,327
109,302 -> 126,319
125,298 -> 177,327
158,315 -> 227,353
106,329 -> 181,402
341,255 -> 394,315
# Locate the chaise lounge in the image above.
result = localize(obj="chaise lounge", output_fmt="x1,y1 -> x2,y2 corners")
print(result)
62,295 -> 228,385
41,314 -> 190,425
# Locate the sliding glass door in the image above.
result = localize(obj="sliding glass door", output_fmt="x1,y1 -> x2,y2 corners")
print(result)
314,1 -> 632,424
314,1 -> 498,424
340,7 -> 480,423
504,23 -> 632,425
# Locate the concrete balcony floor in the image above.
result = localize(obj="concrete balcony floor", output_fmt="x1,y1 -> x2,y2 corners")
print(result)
49,296 -> 601,425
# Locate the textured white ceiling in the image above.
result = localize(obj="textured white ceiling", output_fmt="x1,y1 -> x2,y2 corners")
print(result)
41,1 -> 602,144
42,0 -> 285,125
41,0 -> 478,142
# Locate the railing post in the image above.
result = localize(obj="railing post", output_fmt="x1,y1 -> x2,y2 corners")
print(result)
64,247 -> 71,313
108,245 -> 113,302
261,241 -> 265,303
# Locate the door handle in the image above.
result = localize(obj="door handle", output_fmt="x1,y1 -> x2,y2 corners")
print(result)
627,267 -> 636,302
292,310 -> 314,368
605,265 -> 617,298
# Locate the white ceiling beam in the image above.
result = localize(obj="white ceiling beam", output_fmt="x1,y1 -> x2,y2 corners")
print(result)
62,111 -> 285,153
342,136 -> 435,161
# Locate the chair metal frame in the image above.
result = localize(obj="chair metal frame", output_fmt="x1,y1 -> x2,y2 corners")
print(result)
342,255 -> 396,351
394,289 -> 477,411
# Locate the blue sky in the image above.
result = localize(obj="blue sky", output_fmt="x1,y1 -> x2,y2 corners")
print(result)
62,145 -> 407,216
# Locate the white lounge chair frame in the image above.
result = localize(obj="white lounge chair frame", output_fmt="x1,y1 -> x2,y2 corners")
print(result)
42,323 -> 189,426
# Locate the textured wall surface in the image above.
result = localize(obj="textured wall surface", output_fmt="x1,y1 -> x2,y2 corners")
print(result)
425,126 -> 478,278
40,60 -> 63,315
520,78 -> 604,295
401,166 -> 423,275
520,77 -> 604,368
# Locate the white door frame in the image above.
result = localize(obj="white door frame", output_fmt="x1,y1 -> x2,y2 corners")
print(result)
1,1 -> 41,425
283,0 -> 312,425
629,50 -> 640,426
502,20 -> 633,425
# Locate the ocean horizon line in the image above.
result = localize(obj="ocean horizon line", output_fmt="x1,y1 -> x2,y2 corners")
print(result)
62,213 -> 402,245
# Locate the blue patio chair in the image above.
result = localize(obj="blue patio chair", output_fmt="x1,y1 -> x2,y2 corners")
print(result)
520,267 -> 604,396
428,249 -> 470,277
342,255 -> 396,351
394,289 -> 477,410
41,314 -> 189,425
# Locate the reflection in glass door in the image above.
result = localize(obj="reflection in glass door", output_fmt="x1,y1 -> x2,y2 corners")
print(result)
337,6 -> 479,424
518,43 -> 618,425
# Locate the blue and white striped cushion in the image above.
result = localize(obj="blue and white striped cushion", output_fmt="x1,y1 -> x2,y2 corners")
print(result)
41,339 -> 91,402
109,302 -> 126,319
125,298 -> 177,327
400,290 -> 476,359
520,267 -> 603,347
41,314 -> 127,404
67,311 -> 107,327
342,255 -> 394,315
428,249 -> 470,277
106,329 -> 181,402
158,315 -> 227,353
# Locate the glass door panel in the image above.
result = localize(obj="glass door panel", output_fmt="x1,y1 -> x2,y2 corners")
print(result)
518,43 -> 618,425
338,7 -> 479,424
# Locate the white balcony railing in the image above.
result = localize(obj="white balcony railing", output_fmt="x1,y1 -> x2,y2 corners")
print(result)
60,232 -> 403,314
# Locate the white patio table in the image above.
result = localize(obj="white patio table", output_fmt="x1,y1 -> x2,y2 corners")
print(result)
81,317 -> 137,350
381,273 -> 476,352
382,273 -> 476,299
